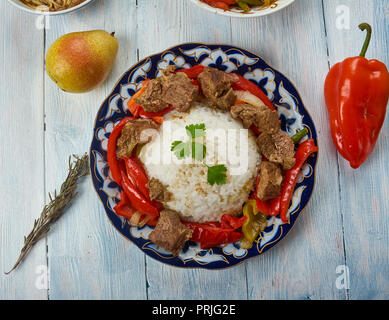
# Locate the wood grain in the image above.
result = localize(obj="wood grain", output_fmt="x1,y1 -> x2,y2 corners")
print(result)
0,2 -> 47,299
137,0 -> 249,301
323,0 -> 389,300
230,0 -> 347,300
44,0 -> 146,299
0,0 -> 388,300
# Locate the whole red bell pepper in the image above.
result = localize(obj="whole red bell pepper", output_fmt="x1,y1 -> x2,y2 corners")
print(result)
324,23 -> 389,169
107,117 -> 135,185
279,139 -> 318,223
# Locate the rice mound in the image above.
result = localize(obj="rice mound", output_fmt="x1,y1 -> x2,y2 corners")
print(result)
139,104 -> 260,223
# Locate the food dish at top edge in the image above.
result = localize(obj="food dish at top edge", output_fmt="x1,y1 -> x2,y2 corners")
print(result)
190,0 -> 295,18
90,43 -> 318,269
7,0 -> 93,15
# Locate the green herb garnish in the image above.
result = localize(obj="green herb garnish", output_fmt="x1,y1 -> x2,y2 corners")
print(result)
171,141 -> 190,159
186,123 -> 206,138
207,164 -> 228,186
171,123 -> 228,186
191,142 -> 206,161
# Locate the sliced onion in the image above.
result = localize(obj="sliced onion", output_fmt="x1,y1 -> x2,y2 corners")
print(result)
234,90 -> 266,109
129,212 -> 142,226
138,216 -> 151,228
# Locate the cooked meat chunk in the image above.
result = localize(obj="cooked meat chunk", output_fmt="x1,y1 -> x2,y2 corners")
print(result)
257,131 -> 296,170
134,68 -> 199,113
148,178 -> 172,202
134,79 -> 169,113
257,161 -> 284,201
198,67 -> 236,111
213,88 -> 236,111
198,67 -> 234,98
160,71 -> 199,112
149,210 -> 193,256
230,103 -> 280,134
116,119 -> 159,158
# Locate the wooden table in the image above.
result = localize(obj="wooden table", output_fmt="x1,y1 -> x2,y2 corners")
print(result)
1,0 -> 388,300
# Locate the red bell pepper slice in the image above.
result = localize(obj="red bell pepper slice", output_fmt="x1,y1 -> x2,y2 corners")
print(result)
176,65 -> 205,79
119,163 -> 159,217
124,155 -> 150,200
232,74 -> 275,111
279,139 -> 318,223
114,191 -> 136,219
127,79 -> 150,117
183,221 -> 243,249
201,0 -> 234,10
107,117 -> 135,185
139,105 -> 174,118
114,191 -> 158,227
220,214 -> 247,230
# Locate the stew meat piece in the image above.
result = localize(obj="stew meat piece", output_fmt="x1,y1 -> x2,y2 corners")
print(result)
116,119 -> 159,158
133,79 -> 169,113
230,103 -> 280,133
198,67 -> 236,111
134,68 -> 199,113
257,131 -> 296,170
160,70 -> 199,112
148,178 -> 172,202
149,210 -> 193,256
257,161 -> 284,201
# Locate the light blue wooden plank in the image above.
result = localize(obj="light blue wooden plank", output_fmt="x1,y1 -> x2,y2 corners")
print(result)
44,0 -> 147,299
137,0 -> 249,300
0,2 -> 47,299
231,0 -> 347,300
323,0 -> 389,300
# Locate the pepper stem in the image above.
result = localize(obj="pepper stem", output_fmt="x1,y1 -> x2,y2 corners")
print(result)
359,23 -> 372,57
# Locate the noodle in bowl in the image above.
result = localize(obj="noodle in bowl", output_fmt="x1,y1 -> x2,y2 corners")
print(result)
7,0 -> 93,15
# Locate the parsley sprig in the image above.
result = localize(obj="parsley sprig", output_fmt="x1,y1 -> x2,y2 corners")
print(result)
207,164 -> 227,186
171,123 -> 228,186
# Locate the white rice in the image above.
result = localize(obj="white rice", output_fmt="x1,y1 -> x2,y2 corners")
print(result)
139,103 -> 260,223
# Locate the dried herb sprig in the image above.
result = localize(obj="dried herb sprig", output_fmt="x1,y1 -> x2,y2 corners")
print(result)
5,153 -> 89,275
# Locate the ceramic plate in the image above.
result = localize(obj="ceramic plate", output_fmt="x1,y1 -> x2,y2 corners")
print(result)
190,0 -> 295,18
7,0 -> 94,15
90,43 -> 318,269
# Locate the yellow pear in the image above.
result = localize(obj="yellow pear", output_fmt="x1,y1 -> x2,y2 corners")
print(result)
46,30 -> 119,93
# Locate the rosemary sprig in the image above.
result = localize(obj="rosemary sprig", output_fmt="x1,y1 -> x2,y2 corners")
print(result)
5,153 -> 89,275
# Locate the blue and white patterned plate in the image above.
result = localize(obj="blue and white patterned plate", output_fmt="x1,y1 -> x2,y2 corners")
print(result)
90,43 -> 318,269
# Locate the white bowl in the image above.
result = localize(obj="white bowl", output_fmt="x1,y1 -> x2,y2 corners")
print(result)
7,0 -> 94,15
190,0 -> 295,18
